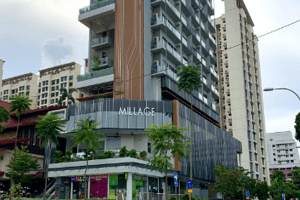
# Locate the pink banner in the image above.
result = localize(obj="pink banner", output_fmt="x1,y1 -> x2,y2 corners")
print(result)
90,175 -> 108,199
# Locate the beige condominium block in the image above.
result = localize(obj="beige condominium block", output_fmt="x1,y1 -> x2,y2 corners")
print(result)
0,73 -> 38,109
38,62 -> 82,108
214,0 -> 270,184
0,59 -> 4,96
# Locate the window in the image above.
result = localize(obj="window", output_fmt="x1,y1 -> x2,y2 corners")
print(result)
11,90 -> 15,94
291,160 -> 294,163
56,92 -> 59,96
61,76 -> 67,82
39,83 -> 41,87
148,142 -> 152,153
69,82 -> 73,87
69,75 -> 73,80
291,154 -> 294,157
38,89 -> 41,93
26,91 -> 29,96
38,95 -> 40,100
41,100 -> 44,105
51,87 -> 55,91
51,93 -> 55,97
37,101 -> 40,106
56,86 -> 59,90
26,85 -> 30,90
52,80 -> 56,85
105,137 -> 121,151
56,79 -> 59,84
50,99 -> 54,104
56,98 -> 58,103
44,99 -> 47,104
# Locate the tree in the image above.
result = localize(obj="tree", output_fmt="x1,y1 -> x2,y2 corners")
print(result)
145,123 -> 190,200
0,105 -> 9,132
5,145 -> 40,186
35,113 -> 65,200
213,164 -> 256,200
177,65 -> 202,196
271,170 -> 286,182
58,88 -> 77,106
292,167 -> 300,189
8,94 -> 32,200
270,178 -> 292,200
71,119 -> 104,200
254,180 -> 270,200
295,112 -> 300,141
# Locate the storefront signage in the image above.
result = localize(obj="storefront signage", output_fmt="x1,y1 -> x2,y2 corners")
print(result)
119,107 -> 155,116
133,174 -> 147,181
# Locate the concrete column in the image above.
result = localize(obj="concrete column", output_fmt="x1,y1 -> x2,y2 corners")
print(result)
70,181 -> 73,199
88,22 -> 93,72
147,178 -> 149,200
88,175 -> 90,199
127,173 -> 133,200
239,153 -> 242,166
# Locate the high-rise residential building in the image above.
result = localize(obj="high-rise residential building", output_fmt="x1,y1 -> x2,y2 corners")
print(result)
266,131 -> 300,180
0,59 -> 4,98
37,62 -> 82,109
41,0 -> 243,199
0,73 -> 38,109
214,0 -> 269,183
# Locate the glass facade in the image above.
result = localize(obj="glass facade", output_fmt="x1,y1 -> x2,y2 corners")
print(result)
178,102 -> 242,181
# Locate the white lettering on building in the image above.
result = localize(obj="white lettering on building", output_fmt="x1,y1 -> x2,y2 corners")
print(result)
119,107 -> 155,116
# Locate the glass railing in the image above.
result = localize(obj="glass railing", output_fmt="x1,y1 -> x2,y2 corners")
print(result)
167,0 -> 180,17
202,59 -> 206,66
207,0 -> 212,8
152,63 -> 179,81
202,77 -> 207,85
198,93 -> 203,100
152,40 -> 181,62
196,33 -> 201,42
181,16 -> 187,27
152,16 -> 180,39
201,40 -> 206,48
203,97 -> 208,104
211,85 -> 220,96
79,0 -> 115,15
181,0 -> 186,6
212,103 -> 216,111
209,34 -> 216,44
182,37 -> 188,47
201,22 -> 205,30
92,36 -> 109,46
210,67 -> 219,79
197,52 -> 201,61
77,67 -> 114,82
195,15 -> 200,23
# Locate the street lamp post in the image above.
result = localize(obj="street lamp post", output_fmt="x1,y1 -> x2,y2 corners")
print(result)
263,88 -> 300,101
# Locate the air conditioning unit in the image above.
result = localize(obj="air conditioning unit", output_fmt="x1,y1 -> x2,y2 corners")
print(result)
153,37 -> 159,42
153,13 -> 159,19
153,60 -> 160,66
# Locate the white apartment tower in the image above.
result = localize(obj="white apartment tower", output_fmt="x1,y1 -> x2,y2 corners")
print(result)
0,73 -> 39,109
214,0 -> 269,183
37,62 -> 82,108
0,59 -> 4,97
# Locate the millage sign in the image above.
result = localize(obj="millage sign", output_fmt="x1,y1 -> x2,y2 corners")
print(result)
119,107 -> 155,116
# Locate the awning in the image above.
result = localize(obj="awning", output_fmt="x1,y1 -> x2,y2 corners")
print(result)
0,138 -> 29,146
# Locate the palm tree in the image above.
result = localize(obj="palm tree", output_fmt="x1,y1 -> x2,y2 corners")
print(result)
35,113 -> 65,200
8,94 -> 32,200
58,88 -> 77,106
177,65 -> 201,198
71,119 -> 104,200
0,106 -> 10,132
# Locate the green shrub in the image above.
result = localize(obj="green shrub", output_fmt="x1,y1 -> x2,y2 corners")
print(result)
119,146 -> 128,157
64,150 -> 72,162
98,94 -> 107,99
104,151 -> 115,158
169,197 -> 177,200
139,151 -> 147,159
54,150 -> 63,163
128,149 -> 138,158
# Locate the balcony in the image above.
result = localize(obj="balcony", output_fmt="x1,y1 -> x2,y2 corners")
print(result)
92,36 -> 112,50
211,85 -> 220,97
210,67 -> 219,81
206,0 -> 214,16
151,63 -> 179,81
79,0 -> 115,32
151,39 -> 182,65
207,18 -> 216,33
151,0 -> 180,21
151,16 -> 181,43
200,8 -> 207,22
76,67 -> 114,90
209,50 -> 216,64
209,34 -> 216,50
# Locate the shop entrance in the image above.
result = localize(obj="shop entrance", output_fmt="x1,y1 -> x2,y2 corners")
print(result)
90,175 -> 108,199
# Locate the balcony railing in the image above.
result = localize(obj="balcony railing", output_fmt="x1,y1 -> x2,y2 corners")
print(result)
202,77 -> 207,85
151,40 -> 182,63
211,85 -> 220,96
79,0 -> 115,15
152,16 -> 181,39
203,97 -> 208,104
210,67 -> 219,79
77,67 -> 114,82
151,64 -> 179,81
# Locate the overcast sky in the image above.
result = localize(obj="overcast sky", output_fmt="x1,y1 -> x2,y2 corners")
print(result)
1,0 -> 300,141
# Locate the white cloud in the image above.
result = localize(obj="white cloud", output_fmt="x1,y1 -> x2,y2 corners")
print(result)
41,36 -> 75,68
